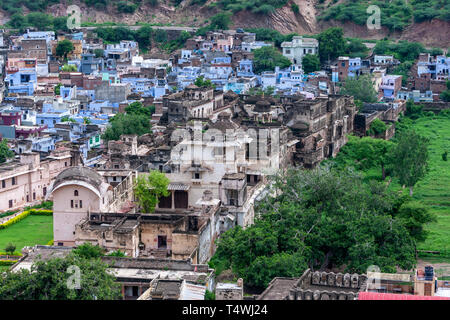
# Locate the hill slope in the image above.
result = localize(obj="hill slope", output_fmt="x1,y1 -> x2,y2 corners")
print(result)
0,0 -> 449,47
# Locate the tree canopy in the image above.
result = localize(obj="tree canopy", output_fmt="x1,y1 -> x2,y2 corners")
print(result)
102,102 -> 153,142
389,129 -> 429,196
302,54 -> 321,74
194,76 -> 216,89
210,166 -> 428,288
340,74 -> 378,103
317,27 -> 346,63
134,170 -> 170,213
252,46 -> 292,74
0,245 -> 121,300
0,140 -> 14,164
56,40 -> 74,61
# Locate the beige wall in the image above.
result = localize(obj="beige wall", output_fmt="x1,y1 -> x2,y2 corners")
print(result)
53,184 -> 100,246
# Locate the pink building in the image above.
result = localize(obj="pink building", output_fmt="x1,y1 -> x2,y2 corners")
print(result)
0,149 -> 77,212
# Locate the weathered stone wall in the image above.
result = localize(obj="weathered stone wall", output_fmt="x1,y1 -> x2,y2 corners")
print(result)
289,269 -> 367,300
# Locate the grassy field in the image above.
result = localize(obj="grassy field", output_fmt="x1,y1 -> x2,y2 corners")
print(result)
408,116 -> 450,257
334,114 -> 450,263
0,215 -> 53,252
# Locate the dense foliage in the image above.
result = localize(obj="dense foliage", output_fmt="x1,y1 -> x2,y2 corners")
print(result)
244,28 -> 300,48
317,27 -> 346,63
194,76 -> 216,89
134,170 -> 170,213
56,40 -> 74,60
218,0 -> 289,15
0,139 -> 14,164
7,12 -> 68,32
94,26 -> 190,53
440,81 -> 450,102
340,74 -> 378,104
373,40 -> 425,63
301,54 -> 321,74
390,129 -> 429,196
319,0 -> 450,31
102,102 -> 153,141
252,46 -> 291,74
0,244 -> 121,300
210,166 -> 430,288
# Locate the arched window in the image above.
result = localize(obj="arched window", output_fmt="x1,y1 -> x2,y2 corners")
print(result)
74,190 -> 79,196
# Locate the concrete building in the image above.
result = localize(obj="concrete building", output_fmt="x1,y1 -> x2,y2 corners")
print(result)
50,166 -> 136,246
281,36 -> 319,65
0,149 -> 77,212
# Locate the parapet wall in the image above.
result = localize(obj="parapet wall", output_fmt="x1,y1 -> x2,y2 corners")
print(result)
289,269 -> 367,300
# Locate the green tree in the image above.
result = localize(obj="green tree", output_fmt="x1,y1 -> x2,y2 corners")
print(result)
54,83 -> 62,95
440,81 -> 450,102
125,101 -> 153,117
302,54 -> 321,73
345,38 -> 369,57
194,76 -> 216,89
134,170 -> 170,213
396,201 -> 436,243
53,16 -> 69,32
211,167 -> 421,287
0,253 -> 121,300
116,1 -> 138,13
135,25 -> 153,49
367,119 -> 387,137
26,12 -> 54,30
61,115 -> 76,123
56,40 -> 74,61
0,140 -> 14,164
405,99 -> 424,119
209,12 -> 232,30
333,135 -> 394,179
340,74 -> 378,103
83,117 -> 92,125
8,14 -> 27,29
72,243 -> 104,259
4,243 -> 16,255
390,130 -> 429,196
253,46 -> 292,74
94,49 -> 104,58
102,112 -> 152,142
317,27 -> 346,63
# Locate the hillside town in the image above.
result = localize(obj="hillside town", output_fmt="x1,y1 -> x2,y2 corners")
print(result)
0,22 -> 449,303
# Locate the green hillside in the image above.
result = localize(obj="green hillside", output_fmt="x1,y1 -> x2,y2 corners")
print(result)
318,0 -> 450,31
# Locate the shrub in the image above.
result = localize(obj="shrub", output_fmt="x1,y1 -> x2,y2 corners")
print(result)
443,151 -> 448,162
0,260 -> 17,267
107,250 -> 126,257
205,290 -> 216,300
368,119 -> 387,136
291,3 -> 299,13
116,1 -> 138,13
